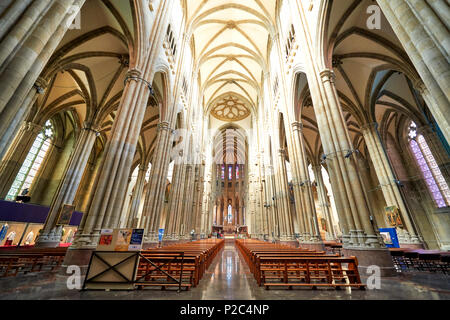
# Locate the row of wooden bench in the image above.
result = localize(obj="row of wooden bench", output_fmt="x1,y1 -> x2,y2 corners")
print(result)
389,248 -> 450,274
0,247 -> 67,277
236,239 -> 365,290
135,239 -> 224,290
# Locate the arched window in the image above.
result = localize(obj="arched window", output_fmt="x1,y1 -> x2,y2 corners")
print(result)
408,122 -> 450,208
227,204 -> 232,223
6,120 -> 54,201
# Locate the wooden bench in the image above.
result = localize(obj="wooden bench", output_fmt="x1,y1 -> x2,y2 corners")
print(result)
0,248 -> 67,277
389,249 -> 450,274
136,239 -> 224,290
236,239 -> 365,290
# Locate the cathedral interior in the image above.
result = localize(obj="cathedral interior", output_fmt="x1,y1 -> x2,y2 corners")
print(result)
0,0 -> 449,302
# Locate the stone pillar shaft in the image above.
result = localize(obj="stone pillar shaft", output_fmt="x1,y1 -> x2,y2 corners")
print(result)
377,0 -> 450,142
317,70 -> 381,248
36,123 -> 99,246
142,121 -> 173,241
0,0 -> 86,159
127,166 -> 147,228
0,121 -> 42,198
276,149 -> 294,240
290,122 -> 321,242
362,122 -> 420,244
72,71 -> 151,248
312,165 -> 336,240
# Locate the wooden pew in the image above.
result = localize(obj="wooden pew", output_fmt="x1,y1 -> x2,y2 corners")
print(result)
0,248 -> 67,276
236,239 -> 365,290
136,239 -> 224,290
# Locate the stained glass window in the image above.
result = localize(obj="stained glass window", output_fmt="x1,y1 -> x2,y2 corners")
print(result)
409,122 -> 450,208
228,165 -> 232,180
6,120 -> 54,201
236,166 -> 239,179
221,165 -> 225,180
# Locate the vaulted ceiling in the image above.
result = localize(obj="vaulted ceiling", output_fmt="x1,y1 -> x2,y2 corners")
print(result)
183,0 -> 276,122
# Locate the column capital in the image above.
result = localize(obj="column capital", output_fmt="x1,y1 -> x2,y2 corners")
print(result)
157,121 -> 171,132
413,79 -> 428,95
319,69 -> 336,83
291,121 -> 303,131
360,122 -> 378,132
25,121 -> 42,134
138,164 -> 147,172
125,68 -> 143,78
125,68 -> 154,93
33,77 -> 48,94
183,31 -> 192,42
82,121 -> 100,134
278,148 -> 287,158
416,124 -> 434,136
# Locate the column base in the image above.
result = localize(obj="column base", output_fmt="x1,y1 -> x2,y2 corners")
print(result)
161,239 -> 180,246
399,243 -> 424,249
279,240 -> 299,248
142,241 -> 159,249
299,242 -> 325,251
34,227 -> 63,248
34,240 -> 61,248
342,247 -> 397,277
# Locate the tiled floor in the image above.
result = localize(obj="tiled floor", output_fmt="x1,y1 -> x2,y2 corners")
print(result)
0,243 -> 449,300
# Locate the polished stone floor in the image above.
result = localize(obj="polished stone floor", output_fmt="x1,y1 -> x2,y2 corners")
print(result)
0,243 -> 449,300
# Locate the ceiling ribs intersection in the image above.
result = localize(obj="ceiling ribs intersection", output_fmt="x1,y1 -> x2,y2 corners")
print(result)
186,0 -> 275,121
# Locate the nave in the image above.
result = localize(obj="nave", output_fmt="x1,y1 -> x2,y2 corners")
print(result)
0,240 -> 448,300
0,0 -> 449,303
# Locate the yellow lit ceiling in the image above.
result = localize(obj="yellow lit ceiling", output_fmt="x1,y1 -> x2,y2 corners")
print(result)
183,0 -> 276,121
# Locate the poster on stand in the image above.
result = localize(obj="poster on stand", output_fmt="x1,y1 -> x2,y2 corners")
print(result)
115,229 -> 132,251
129,229 -> 144,251
97,229 -> 114,251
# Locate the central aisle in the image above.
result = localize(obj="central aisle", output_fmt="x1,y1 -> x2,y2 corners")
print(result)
195,240 -> 256,299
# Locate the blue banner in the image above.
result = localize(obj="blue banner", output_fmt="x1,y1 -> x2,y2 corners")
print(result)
379,228 -> 400,248
158,228 -> 164,242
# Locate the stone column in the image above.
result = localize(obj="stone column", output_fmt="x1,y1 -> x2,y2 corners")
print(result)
0,77 -> 47,162
170,163 -> 188,239
0,0 -> 86,159
0,121 -> 42,199
377,0 -> 450,142
312,165 -> 336,240
142,121 -> 174,243
362,122 -> 422,245
35,122 -> 99,247
164,161 -> 182,240
317,70 -> 382,248
277,149 -> 295,241
180,164 -> 194,239
290,122 -> 322,245
71,69 -> 153,249
126,164 -> 147,228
